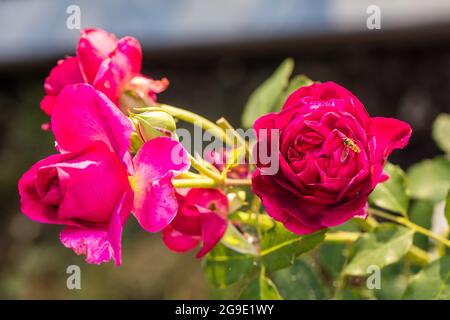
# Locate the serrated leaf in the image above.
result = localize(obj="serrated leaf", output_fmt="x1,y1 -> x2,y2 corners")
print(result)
273,259 -> 327,299
403,256 -> 450,299
241,58 -> 294,128
344,224 -> 413,275
221,222 -> 258,255
260,222 -> 325,272
432,113 -> 450,154
239,269 -> 282,300
274,74 -> 313,111
203,243 -> 254,288
369,163 -> 409,216
407,157 -> 450,202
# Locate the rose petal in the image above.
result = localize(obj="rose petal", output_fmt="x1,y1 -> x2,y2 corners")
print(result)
196,210 -> 227,258
19,152 -> 76,225
59,192 -> 132,265
77,29 -> 118,83
57,143 -> 132,223
51,84 -> 132,166
162,225 -> 199,252
133,137 -> 190,181
185,188 -> 229,218
93,36 -> 142,104
370,117 -> 412,163
133,174 -> 178,232
132,137 -> 189,232
40,57 -> 84,115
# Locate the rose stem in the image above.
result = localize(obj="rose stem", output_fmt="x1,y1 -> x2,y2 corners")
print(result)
136,104 -> 235,147
369,208 -> 450,248
189,155 -> 223,183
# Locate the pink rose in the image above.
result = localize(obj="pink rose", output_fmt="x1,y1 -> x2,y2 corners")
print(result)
162,188 -> 228,258
19,84 -> 189,264
40,28 -> 168,115
252,82 -> 411,234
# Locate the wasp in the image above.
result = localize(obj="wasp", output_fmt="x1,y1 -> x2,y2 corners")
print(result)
340,137 -> 360,162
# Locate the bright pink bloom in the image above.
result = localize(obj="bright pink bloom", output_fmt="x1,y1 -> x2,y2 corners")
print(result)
19,84 -> 189,264
18,143 -> 133,265
162,188 -> 229,258
252,82 -> 411,234
40,28 -> 168,115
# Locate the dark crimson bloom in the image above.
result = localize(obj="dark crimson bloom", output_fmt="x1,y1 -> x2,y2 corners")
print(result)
252,82 -> 411,234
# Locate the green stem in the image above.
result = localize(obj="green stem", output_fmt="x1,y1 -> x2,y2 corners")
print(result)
324,232 -> 360,243
324,230 -> 430,266
137,104 -> 234,147
189,155 -> 223,182
216,117 -> 250,156
250,196 -> 263,242
172,178 -> 252,189
177,171 -> 202,179
369,208 -> 450,248
232,211 -> 431,266
172,178 -> 217,188
224,178 -> 252,186
407,245 -> 432,266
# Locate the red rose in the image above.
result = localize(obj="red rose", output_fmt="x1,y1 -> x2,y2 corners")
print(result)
252,82 -> 411,234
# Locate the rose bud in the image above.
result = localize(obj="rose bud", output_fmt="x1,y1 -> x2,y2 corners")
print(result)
132,110 -> 176,141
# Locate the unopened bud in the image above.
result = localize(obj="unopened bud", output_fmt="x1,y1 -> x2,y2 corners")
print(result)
129,131 -> 144,154
132,111 -> 176,141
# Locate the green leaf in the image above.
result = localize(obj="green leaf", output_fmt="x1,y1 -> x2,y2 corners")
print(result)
203,243 -> 254,288
403,256 -> 450,299
318,243 -> 347,279
221,222 -> 258,255
407,157 -> 450,202
239,269 -> 283,300
432,113 -> 450,154
409,199 -> 434,250
273,259 -> 327,299
373,260 -> 408,300
369,163 -> 409,216
274,74 -> 313,111
445,189 -> 450,227
241,58 -> 294,128
260,222 -> 325,272
344,224 -> 414,275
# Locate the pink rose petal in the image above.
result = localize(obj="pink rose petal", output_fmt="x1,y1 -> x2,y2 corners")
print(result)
51,84 -> 132,166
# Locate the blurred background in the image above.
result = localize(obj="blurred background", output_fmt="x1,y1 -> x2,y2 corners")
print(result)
1,0 -> 450,299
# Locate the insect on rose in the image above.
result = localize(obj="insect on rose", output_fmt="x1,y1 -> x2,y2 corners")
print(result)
341,136 -> 361,162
